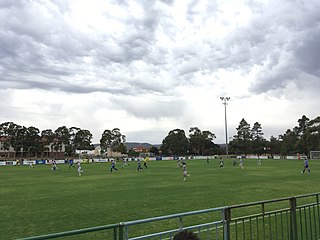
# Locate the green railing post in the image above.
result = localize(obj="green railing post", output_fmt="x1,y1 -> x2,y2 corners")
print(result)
118,223 -> 124,240
113,226 -> 117,240
317,194 -> 320,237
223,207 -> 231,240
179,216 -> 183,230
290,197 -> 298,240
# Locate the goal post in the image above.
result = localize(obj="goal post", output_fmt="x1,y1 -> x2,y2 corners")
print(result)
310,151 -> 320,159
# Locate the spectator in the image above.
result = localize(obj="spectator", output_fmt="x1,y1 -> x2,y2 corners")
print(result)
173,230 -> 199,240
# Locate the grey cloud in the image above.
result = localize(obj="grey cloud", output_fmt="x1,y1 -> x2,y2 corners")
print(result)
158,0 -> 174,6
186,0 -> 218,23
112,95 -> 186,119
0,1 -> 96,82
230,0 -> 320,95
1,0 -> 320,100
176,61 -> 200,76
293,29 -> 320,77
0,0 -> 174,97
145,46 -> 169,65
0,1 -> 161,94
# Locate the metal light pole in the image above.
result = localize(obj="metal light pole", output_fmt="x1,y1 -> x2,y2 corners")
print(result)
220,97 -> 230,155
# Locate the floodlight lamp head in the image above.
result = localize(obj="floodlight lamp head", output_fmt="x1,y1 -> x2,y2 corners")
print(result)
220,97 -> 224,100
226,97 -> 230,101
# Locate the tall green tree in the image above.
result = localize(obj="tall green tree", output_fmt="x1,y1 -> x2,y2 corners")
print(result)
68,127 -> 81,153
74,129 -> 93,150
0,123 -> 28,157
41,129 -> 55,157
161,129 -> 189,156
297,115 -> 310,135
54,126 -> 70,155
0,122 -> 17,155
230,118 -> 251,154
0,122 -> 26,157
24,126 -> 41,157
269,136 -> 282,155
280,129 -> 298,155
296,115 -> 311,155
100,128 -> 126,154
308,116 -> 320,151
188,127 -> 216,155
116,143 -> 127,154
149,146 -> 159,156
251,122 -> 264,141
251,122 -> 266,154
12,126 -> 28,158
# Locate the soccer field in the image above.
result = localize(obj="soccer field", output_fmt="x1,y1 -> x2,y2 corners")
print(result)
0,158 -> 319,239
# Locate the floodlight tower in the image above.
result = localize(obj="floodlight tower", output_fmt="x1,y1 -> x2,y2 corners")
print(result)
220,97 -> 230,155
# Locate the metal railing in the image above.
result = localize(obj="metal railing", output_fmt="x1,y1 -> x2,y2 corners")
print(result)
20,192 -> 320,240
224,192 -> 320,240
119,207 -> 225,239
20,223 -> 120,240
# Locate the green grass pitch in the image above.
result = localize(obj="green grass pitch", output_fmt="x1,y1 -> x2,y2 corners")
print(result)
0,158 -> 318,239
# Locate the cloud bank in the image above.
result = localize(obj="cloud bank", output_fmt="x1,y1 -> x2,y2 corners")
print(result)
0,0 -> 319,144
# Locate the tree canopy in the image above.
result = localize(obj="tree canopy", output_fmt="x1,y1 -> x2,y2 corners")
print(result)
1,114 -> 320,157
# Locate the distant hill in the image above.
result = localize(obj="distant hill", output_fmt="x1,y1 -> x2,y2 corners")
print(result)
94,142 -> 224,150
93,142 -> 161,149
125,142 -> 161,149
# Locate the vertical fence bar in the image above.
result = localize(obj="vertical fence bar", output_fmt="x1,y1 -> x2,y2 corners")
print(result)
179,217 -> 183,230
298,208 -> 303,240
316,194 -> 320,237
275,212 -> 278,240
280,212 -> 284,240
304,207 -> 308,240
223,207 -> 231,240
268,214 -> 272,240
256,216 -> 259,240
216,223 -> 219,240
197,226 -> 201,240
286,210 -> 290,240
262,214 -> 266,239
118,223 -> 124,240
242,219 -> 245,240
290,197 -> 297,240
113,227 -> 117,240
249,218 -> 252,240
313,205 -> 317,238
308,207 -> 313,240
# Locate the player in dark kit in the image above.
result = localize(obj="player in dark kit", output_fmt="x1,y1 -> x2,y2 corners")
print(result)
301,159 -> 310,174
137,159 -> 143,172
68,159 -> 74,168
110,160 -> 118,173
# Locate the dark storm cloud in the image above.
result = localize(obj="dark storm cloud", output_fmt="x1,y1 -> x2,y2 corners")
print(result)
293,30 -> 320,77
1,0 -> 320,99
0,1 -> 96,91
244,0 -> 320,94
0,0 -> 167,95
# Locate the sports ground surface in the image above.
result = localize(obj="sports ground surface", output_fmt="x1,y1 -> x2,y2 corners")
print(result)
0,158 -> 319,239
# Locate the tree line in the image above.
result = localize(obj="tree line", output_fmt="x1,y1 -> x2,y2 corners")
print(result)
229,115 -> 320,156
160,115 -> 320,156
0,122 -> 126,158
0,115 -> 319,158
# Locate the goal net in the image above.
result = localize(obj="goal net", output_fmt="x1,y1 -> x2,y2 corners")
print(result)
310,151 -> 320,159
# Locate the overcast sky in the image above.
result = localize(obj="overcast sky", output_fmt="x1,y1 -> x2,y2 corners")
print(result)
0,0 -> 319,144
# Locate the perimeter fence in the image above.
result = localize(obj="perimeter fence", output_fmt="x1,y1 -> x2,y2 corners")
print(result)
21,192 -> 320,240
